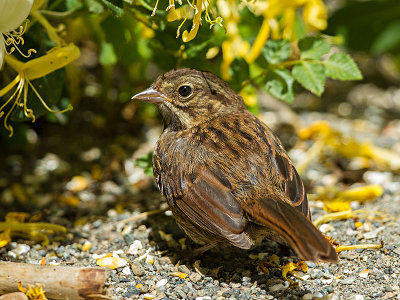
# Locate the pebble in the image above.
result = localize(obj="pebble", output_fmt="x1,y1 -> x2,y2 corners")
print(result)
341,276 -> 356,284
310,269 -> 324,279
156,278 -> 168,287
131,262 -> 145,276
268,281 -> 289,292
178,265 -> 190,273
121,266 -> 131,275
15,244 -> 30,256
190,273 -> 202,283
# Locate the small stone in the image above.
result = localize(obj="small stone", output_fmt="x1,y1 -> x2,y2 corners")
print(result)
156,278 -> 168,287
310,269 -> 323,279
302,293 -> 313,300
363,226 -> 385,239
319,224 -> 332,233
131,262 -> 145,276
321,278 -> 333,284
190,273 -> 202,283
15,244 -> 30,256
7,251 -> 16,259
121,266 -> 131,275
313,292 -> 323,298
341,276 -> 356,285
178,265 -> 190,273
269,282 -> 289,292
127,240 -> 143,255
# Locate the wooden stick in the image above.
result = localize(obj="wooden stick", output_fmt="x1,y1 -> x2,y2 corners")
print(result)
0,262 -> 111,299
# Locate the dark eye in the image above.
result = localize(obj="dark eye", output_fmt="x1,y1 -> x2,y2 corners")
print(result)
178,85 -> 192,98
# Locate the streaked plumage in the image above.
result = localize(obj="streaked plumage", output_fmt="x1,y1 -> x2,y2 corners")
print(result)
132,68 -> 338,262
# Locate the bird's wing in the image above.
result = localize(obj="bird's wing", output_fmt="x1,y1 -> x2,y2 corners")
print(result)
161,167 -> 252,249
271,143 -> 311,218
240,126 -> 337,262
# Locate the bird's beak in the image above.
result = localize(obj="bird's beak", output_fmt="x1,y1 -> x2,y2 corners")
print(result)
131,86 -> 166,103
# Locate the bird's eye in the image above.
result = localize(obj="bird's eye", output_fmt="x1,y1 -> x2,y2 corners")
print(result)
178,85 -> 192,98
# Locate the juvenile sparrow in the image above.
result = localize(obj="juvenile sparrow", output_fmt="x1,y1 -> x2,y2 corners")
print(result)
132,68 -> 338,262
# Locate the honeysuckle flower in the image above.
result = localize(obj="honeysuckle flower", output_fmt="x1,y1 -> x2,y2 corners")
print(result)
246,0 -> 328,63
153,0 -> 223,42
0,0 -> 34,69
0,44 -> 79,136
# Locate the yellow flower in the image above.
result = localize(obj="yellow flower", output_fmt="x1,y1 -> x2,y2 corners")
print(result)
0,0 -> 34,69
0,44 -> 79,136
246,0 -> 328,63
303,0 -> 327,30
153,0 -> 223,42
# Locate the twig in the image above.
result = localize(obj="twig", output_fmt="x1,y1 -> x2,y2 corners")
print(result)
0,262 -> 111,299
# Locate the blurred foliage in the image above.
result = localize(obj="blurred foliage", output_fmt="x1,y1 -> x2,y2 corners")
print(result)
326,0 -> 400,55
0,0 -> 370,141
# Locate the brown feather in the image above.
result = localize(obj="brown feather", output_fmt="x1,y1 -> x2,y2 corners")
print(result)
133,68 -> 338,263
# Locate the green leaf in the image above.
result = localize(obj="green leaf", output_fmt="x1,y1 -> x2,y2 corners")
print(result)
292,62 -> 326,96
265,69 -> 295,103
101,0 -> 124,16
135,152 -> 154,177
84,0 -> 104,13
228,58 -> 249,92
326,0 -> 400,53
298,37 -> 330,60
324,53 -> 362,80
293,15 -> 307,40
262,40 -> 291,64
99,42 -> 117,66
66,0 -> 80,10
371,20 -> 400,53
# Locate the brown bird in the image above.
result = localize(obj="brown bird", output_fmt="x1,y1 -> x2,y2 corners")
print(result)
132,68 -> 338,262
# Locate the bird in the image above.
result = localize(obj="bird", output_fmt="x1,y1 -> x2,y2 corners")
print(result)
131,68 -> 338,263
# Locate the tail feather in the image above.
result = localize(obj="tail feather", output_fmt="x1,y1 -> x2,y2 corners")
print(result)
245,198 -> 338,262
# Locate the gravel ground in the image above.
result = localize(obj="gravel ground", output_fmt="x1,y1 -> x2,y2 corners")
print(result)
1,81 -> 400,299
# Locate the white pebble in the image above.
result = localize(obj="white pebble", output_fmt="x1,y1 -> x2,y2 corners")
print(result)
121,266 -> 131,275
363,171 -> 392,185
156,278 -> 168,287
15,244 -> 30,256
127,240 -> 143,255
319,223 -> 332,233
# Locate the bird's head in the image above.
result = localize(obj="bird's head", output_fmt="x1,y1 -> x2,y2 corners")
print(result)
132,68 -> 245,130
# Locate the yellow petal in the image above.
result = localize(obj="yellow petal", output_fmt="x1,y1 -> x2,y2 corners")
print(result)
97,256 -> 127,269
324,201 -> 351,212
182,0 -> 203,42
0,229 -> 11,247
66,176 -> 89,193
22,44 -> 80,80
303,0 -> 327,30
337,185 -> 383,203
171,272 -> 188,279
246,16 -> 270,63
